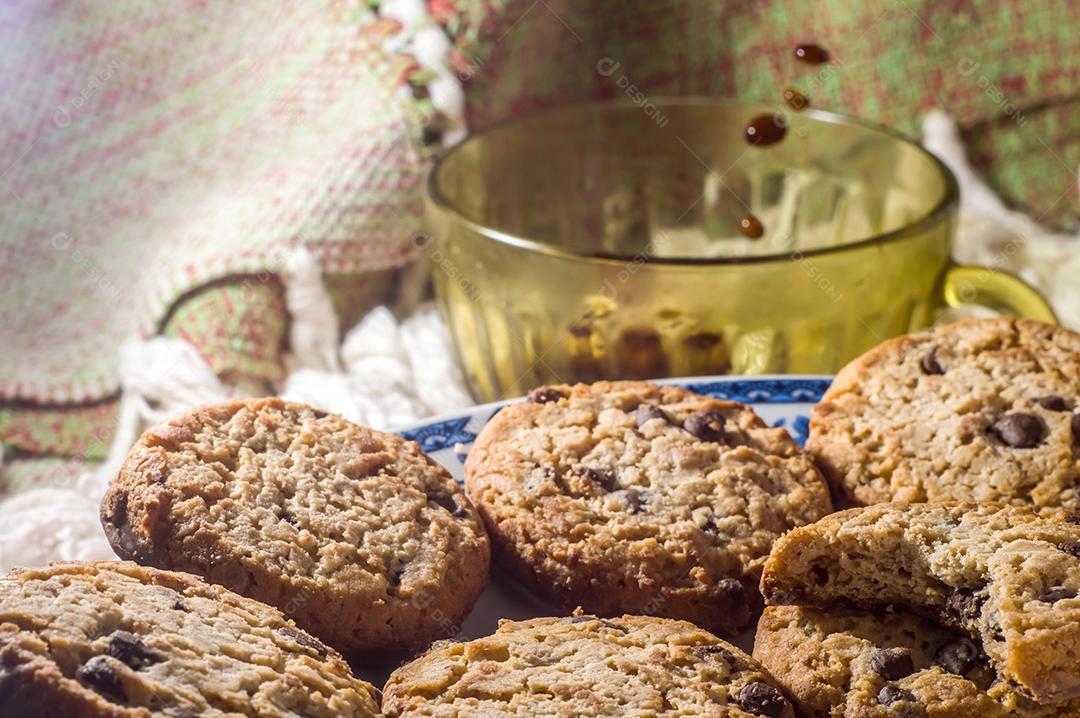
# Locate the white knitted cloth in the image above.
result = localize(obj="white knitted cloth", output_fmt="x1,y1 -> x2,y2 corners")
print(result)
0,111 -> 1077,572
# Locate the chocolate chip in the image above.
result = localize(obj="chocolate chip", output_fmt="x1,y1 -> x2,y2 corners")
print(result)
877,685 -> 915,706
1037,396 -> 1069,411
580,467 -> 617,492
1041,586 -> 1077,603
993,413 -> 1045,448
716,578 -> 747,611
528,387 -> 566,404
1059,541 -> 1080,559
634,403 -> 671,427
1073,414 -> 1080,445
1063,512 -> 1080,525
570,614 -> 598,624
599,620 -> 628,632
106,631 -> 160,670
428,492 -> 470,519
936,638 -> 981,675
945,589 -> 985,625
920,348 -> 944,375
277,626 -> 329,658
697,644 -> 739,668
736,681 -> 788,717
77,656 -> 125,702
623,488 -> 647,514
683,410 -> 727,442
870,648 -> 915,681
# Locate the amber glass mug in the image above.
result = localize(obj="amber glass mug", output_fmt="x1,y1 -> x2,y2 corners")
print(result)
425,99 -> 1055,401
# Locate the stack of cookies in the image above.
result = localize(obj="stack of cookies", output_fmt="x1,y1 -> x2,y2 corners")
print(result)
752,316 -> 1080,717
1,316 -> 1077,717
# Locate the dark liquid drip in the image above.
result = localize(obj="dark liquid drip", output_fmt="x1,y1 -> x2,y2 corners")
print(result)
794,43 -> 829,64
739,214 -> 764,238
783,87 -> 810,111
744,114 -> 787,146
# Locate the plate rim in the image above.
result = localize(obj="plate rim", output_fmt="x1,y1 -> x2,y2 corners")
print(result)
396,374 -> 834,436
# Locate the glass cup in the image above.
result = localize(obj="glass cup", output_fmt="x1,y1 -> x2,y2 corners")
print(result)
425,98 -> 1055,401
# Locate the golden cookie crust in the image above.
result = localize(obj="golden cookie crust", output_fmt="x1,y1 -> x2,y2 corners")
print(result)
809,317 -> 1080,509
383,613 -> 795,717
464,380 -> 831,635
101,398 -> 489,658
754,605 -> 1080,717
0,561 -> 381,717
761,502 -> 1080,704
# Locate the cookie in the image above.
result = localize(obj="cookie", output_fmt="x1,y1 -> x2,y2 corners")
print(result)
464,380 -> 831,635
760,502 -> 1080,703
101,398 -> 490,658
808,317 -> 1080,509
382,613 -> 795,717
0,561 -> 381,717
754,605 -> 1080,717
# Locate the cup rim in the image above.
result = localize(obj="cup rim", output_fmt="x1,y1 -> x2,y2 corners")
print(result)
427,97 -> 961,266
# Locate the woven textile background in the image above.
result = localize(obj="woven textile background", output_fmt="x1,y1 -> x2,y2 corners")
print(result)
2,0 -> 1079,492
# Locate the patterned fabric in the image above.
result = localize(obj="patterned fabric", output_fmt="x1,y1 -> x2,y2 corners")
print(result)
160,278 -> 288,391
4,0 -> 1080,492
463,0 -> 1080,229
0,1 -> 427,406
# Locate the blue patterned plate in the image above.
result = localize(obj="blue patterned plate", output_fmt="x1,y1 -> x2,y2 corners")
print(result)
368,375 -> 832,682
398,375 -> 831,483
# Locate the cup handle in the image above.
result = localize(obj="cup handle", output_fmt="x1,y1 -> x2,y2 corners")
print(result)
942,264 -> 1057,322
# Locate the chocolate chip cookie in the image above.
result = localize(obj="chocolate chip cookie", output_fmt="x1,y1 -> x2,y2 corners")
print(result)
755,605 -> 1080,717
808,317 -> 1080,509
464,380 -> 831,635
0,561 -> 381,717
761,503 -> 1080,703
382,613 -> 795,717
101,398 -> 490,658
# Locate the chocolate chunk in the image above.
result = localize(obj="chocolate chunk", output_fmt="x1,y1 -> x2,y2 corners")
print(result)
716,578 -> 747,611
697,644 -> 739,668
277,626 -> 329,658
870,648 -> 915,681
936,638 -> 981,675
106,631 -> 160,670
1037,395 -> 1069,411
623,488 -> 647,514
920,348 -> 944,375
1041,586 -> 1077,603
580,467 -> 617,492
683,410 -> 727,442
993,413 -> 1045,448
428,492 -> 470,519
739,214 -> 765,239
570,614 -> 598,624
794,43 -> 830,64
1063,512 -> 1080,525
877,685 -> 915,706
945,589 -> 985,625
634,403 -> 671,427
744,114 -> 787,147
736,681 -> 788,717
599,620 -> 628,632
1059,541 -> 1080,559
528,387 -> 566,404
1073,414 -> 1080,445
782,87 -> 810,111
77,656 -> 126,702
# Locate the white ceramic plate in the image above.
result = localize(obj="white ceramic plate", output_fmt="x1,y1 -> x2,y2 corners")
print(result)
364,375 -> 832,683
